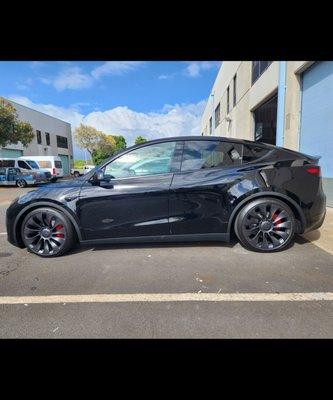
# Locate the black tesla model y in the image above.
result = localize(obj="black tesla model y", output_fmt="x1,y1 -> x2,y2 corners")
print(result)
6,136 -> 326,257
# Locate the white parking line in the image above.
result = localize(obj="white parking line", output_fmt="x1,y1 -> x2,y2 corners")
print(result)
0,292 -> 332,305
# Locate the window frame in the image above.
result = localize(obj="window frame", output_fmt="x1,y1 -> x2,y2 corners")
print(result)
227,86 -> 230,114
214,103 -> 220,128
56,135 -> 68,149
233,74 -> 237,107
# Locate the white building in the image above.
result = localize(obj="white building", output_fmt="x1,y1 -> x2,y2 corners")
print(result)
201,61 -> 333,206
0,98 -> 74,175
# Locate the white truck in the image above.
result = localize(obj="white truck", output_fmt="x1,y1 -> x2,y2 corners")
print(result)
71,164 -> 95,177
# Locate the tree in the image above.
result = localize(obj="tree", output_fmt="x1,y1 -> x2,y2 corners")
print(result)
91,134 -> 117,165
0,98 -> 34,148
74,124 -> 104,157
113,135 -> 127,152
135,135 -> 147,145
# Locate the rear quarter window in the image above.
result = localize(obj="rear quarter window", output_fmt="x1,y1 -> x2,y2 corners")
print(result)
38,160 -> 52,168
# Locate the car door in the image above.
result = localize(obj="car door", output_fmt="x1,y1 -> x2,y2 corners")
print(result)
169,139 -> 244,235
77,141 -> 181,240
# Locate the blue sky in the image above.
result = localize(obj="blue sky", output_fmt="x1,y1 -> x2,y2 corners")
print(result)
0,61 -> 220,158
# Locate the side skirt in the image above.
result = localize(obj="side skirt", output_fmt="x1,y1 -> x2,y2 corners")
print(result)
80,233 -> 230,246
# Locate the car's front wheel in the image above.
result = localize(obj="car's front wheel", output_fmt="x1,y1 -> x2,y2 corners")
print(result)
234,197 -> 295,252
16,178 -> 27,188
21,208 -> 76,257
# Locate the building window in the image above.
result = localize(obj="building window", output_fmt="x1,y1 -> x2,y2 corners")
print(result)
252,61 -> 272,84
227,86 -> 230,114
45,132 -> 50,146
253,94 -> 278,145
36,130 -> 42,144
57,135 -> 68,149
209,117 -> 212,135
233,74 -> 237,106
214,103 -> 220,128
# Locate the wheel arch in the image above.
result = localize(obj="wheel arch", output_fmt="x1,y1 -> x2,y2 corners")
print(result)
227,191 -> 306,236
14,201 -> 82,246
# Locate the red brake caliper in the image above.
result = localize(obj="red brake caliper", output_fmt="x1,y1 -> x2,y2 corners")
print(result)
54,224 -> 64,238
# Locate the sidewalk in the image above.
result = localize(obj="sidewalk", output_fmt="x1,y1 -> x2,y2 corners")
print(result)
302,208 -> 333,255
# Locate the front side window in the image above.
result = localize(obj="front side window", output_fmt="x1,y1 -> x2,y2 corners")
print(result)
181,140 -> 242,172
0,168 -> 6,175
18,160 -> 31,169
104,141 -> 177,179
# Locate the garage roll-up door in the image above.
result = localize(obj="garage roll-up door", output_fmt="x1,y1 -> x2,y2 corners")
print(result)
0,149 -> 23,158
300,61 -> 333,207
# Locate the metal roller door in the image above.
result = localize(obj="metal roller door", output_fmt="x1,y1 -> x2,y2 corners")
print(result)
300,61 -> 333,207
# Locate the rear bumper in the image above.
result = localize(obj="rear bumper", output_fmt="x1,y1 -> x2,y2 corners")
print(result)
302,190 -> 327,233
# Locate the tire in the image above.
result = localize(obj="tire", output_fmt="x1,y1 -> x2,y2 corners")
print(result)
16,179 -> 27,188
234,197 -> 295,252
73,171 -> 80,178
21,207 -> 76,257
51,177 -> 57,183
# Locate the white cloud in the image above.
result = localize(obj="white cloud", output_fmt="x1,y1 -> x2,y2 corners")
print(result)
50,67 -> 94,91
183,61 -> 221,78
6,95 -> 206,158
38,62 -> 145,91
30,61 -> 45,70
91,61 -> 145,79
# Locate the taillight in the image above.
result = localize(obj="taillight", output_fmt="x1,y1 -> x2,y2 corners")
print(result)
52,167 -> 56,175
306,166 -> 321,176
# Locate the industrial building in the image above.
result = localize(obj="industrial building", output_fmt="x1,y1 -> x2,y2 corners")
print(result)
201,61 -> 333,206
0,98 -> 73,176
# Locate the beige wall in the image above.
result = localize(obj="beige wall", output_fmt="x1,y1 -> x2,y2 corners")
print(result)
1,99 -> 73,166
202,61 -> 313,152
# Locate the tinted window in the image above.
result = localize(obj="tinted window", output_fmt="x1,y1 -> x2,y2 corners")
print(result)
242,144 -> 270,163
18,160 -> 31,169
36,130 -> 42,144
0,168 -> 6,175
57,136 -> 68,149
104,141 -> 177,179
0,160 -> 15,167
55,161 -> 62,168
181,141 -> 242,172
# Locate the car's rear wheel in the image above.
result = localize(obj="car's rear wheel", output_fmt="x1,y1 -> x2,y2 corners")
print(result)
21,208 -> 76,257
234,198 -> 295,252
16,179 -> 27,188
73,171 -> 80,178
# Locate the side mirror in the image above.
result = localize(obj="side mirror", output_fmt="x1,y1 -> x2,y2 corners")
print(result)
92,169 -> 105,184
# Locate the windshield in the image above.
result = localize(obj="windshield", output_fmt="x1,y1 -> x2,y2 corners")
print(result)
26,160 -> 40,169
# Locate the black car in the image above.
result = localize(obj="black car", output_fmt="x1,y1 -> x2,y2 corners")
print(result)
6,136 -> 326,257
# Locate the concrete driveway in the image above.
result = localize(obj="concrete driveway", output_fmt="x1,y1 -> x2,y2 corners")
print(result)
0,185 -> 332,338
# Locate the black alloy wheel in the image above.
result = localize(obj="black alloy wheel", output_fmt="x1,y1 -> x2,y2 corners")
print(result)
21,208 -> 75,257
235,198 -> 295,252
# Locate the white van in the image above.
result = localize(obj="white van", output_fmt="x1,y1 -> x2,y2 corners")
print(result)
0,158 -> 51,182
19,156 -> 64,182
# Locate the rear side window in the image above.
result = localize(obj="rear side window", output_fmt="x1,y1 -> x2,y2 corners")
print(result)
38,160 -> 52,168
181,141 -> 243,172
55,161 -> 62,168
0,160 -> 15,167
242,144 -> 270,163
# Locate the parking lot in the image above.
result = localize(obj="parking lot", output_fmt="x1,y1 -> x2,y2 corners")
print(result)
0,185 -> 332,338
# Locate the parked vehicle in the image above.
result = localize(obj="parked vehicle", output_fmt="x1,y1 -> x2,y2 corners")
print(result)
0,167 -> 43,188
6,136 -> 326,257
19,156 -> 63,182
71,164 -> 95,177
0,158 -> 51,182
